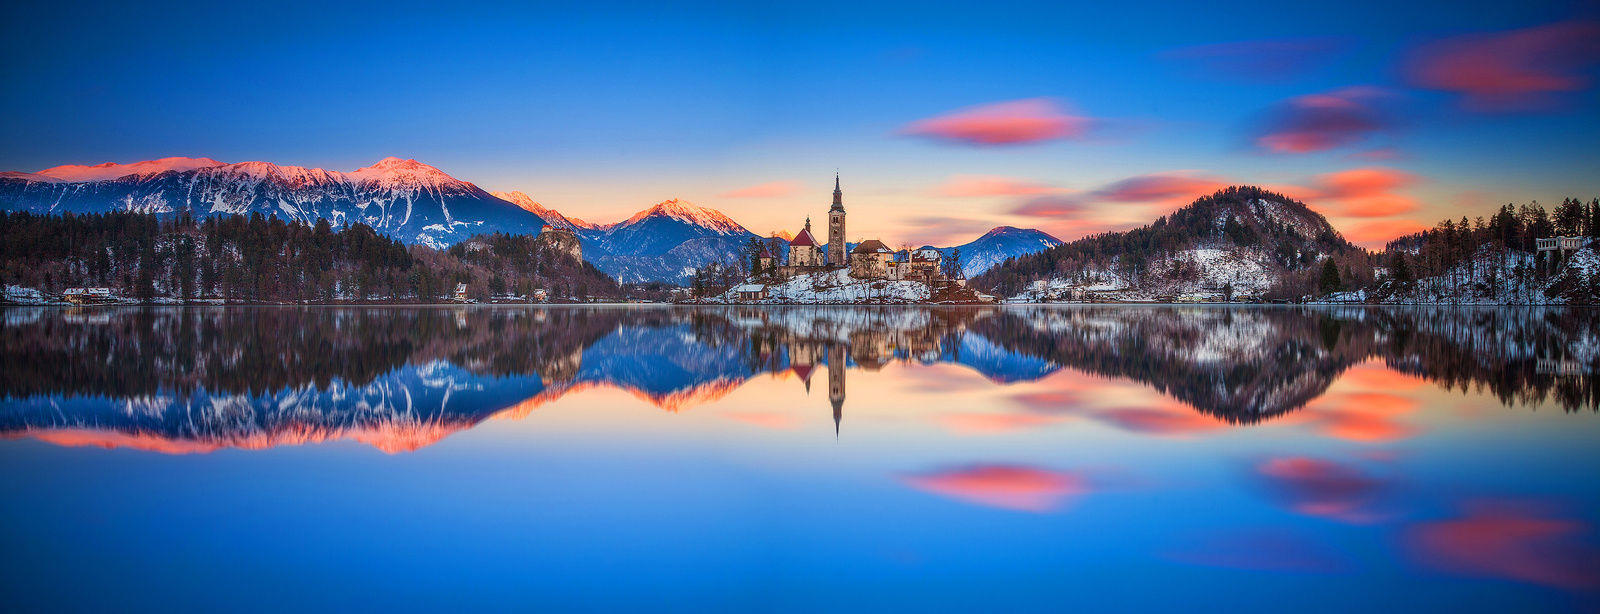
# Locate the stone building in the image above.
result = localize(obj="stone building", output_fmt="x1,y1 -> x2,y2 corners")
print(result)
849,240 -> 895,278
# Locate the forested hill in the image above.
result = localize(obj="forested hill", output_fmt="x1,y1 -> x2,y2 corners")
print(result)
973,186 -> 1360,299
0,211 -> 621,302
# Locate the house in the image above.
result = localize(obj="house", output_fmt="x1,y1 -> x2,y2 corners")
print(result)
62,287 -> 116,304
849,240 -> 894,278
532,289 -> 549,302
733,284 -> 768,302
452,283 -> 470,302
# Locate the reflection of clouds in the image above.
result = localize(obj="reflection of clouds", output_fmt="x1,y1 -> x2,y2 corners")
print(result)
901,465 -> 1086,513
934,412 -> 1069,435
1165,528 -> 1351,573
722,411 -> 799,430
1310,392 -> 1419,443
1256,456 -> 1389,524
1406,500 -> 1600,591
1094,406 -> 1226,437
1304,365 -> 1424,443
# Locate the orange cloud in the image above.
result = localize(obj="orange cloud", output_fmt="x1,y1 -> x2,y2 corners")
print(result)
1315,167 -> 1416,199
1407,500 -> 1600,590
719,180 -> 799,199
934,174 -> 1065,197
1343,219 -> 1431,248
902,98 -> 1092,146
1095,172 -> 1228,204
901,464 -> 1087,512
1404,20 -> 1600,112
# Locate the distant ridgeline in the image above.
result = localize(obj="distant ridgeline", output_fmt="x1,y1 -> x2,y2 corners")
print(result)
973,186 -> 1600,304
0,211 -> 620,303
1,305 -> 1595,454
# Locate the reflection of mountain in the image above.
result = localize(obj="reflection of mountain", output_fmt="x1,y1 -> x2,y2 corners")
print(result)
972,307 -> 1366,423
973,306 -> 1600,422
2,305 -> 1596,453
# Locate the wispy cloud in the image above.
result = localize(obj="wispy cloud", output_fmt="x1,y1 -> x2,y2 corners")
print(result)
1404,20 -> 1600,112
933,174 -> 1065,197
718,180 -> 799,199
1161,36 -> 1350,81
901,98 -> 1093,146
1251,86 -> 1397,154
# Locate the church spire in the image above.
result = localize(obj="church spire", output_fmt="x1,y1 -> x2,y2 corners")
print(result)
831,173 -> 843,211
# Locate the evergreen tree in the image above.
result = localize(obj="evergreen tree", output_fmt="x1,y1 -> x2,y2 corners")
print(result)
1318,259 -> 1341,295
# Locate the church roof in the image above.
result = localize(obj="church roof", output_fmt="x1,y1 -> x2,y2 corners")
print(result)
852,239 -> 891,254
790,227 -> 818,246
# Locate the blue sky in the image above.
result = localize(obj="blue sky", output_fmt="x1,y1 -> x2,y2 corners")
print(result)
2,0 -> 1596,245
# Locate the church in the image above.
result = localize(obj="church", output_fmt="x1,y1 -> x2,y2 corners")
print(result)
773,175 -> 958,286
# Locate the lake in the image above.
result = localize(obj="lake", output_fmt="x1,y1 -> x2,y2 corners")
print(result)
2,305 -> 1597,612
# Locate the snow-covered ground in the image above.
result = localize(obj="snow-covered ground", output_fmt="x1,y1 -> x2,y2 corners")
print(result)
709,269 -> 931,304
1008,244 -> 1277,302
1368,245 -> 1600,305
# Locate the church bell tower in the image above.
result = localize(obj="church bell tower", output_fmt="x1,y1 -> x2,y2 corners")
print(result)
828,173 -> 846,266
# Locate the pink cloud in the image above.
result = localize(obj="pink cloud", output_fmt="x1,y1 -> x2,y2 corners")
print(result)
901,464 -> 1087,512
935,174 -> 1064,197
1405,20 -> 1600,112
718,180 -> 799,199
1095,172 -> 1228,204
1407,500 -> 1600,590
1253,87 -> 1396,153
901,98 -> 1093,146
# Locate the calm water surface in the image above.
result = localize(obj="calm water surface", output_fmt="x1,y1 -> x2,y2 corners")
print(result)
2,305 -> 1598,612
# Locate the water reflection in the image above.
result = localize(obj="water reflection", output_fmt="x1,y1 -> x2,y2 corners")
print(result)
4,304 -> 1600,610
2,305 -> 1597,454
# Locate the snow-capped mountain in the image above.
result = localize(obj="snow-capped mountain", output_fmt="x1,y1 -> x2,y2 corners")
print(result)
0,156 -> 553,248
580,199 -> 757,284
489,190 -> 599,231
937,226 -> 1062,277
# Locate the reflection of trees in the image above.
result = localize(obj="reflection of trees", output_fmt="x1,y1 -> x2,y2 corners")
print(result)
1359,307 -> 1600,412
969,306 -> 1600,422
2,305 -> 1596,454
970,307 -> 1366,423
0,307 -> 630,399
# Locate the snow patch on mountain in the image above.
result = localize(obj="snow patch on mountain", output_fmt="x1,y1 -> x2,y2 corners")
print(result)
37,156 -> 226,182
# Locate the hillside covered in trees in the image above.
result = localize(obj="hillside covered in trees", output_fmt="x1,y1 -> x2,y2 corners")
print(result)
974,186 -> 1367,301
0,211 -> 621,303
1364,197 -> 1600,304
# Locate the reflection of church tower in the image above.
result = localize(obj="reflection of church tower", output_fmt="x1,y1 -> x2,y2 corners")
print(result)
828,174 -> 846,267
828,344 -> 846,436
